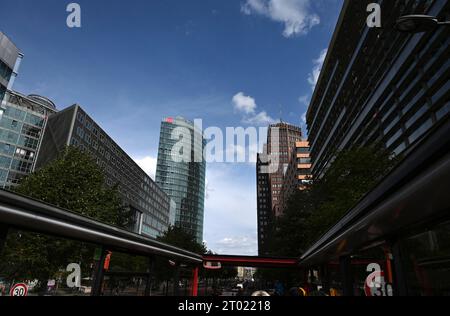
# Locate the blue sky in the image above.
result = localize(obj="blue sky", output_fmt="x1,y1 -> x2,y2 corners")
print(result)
1,0 -> 343,255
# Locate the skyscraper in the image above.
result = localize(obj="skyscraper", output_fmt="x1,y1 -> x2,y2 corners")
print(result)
155,117 -> 206,244
306,0 -> 449,178
267,122 -> 302,218
257,122 -> 302,255
36,104 -> 173,238
0,91 -> 57,188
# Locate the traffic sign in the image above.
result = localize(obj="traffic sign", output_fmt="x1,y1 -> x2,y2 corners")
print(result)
10,283 -> 28,297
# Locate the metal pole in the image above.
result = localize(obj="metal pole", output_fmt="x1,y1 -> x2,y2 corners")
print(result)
91,247 -> 107,296
0,224 -> 9,255
391,241 -> 408,296
339,256 -> 354,296
144,256 -> 155,296
191,267 -> 199,296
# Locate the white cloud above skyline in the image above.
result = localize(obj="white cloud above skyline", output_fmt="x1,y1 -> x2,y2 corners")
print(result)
308,48 -> 328,91
215,236 -> 258,255
241,0 -> 320,38
232,92 -> 276,126
242,111 -> 276,125
232,92 -> 257,114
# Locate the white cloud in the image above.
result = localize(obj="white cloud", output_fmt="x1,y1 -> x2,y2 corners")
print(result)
308,48 -> 327,91
232,92 -> 276,126
242,111 -> 276,125
216,236 -> 258,256
301,112 -> 307,124
233,92 -> 257,114
134,156 -> 157,179
242,0 -> 320,38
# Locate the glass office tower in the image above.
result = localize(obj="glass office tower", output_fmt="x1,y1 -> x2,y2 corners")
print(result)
155,117 -> 206,244
0,92 -> 57,188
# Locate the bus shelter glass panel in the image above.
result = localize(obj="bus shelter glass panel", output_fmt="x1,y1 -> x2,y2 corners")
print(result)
399,220 -> 450,296
0,229 -> 98,296
351,244 -> 394,297
102,251 -> 150,296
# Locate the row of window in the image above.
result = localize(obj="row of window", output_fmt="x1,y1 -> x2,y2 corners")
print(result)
72,133 -> 168,200
2,106 -> 44,128
75,114 -> 162,188
0,155 -> 33,173
72,139 -> 170,214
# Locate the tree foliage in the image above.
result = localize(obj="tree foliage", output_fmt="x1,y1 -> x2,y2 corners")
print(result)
0,147 -> 129,289
268,145 -> 397,258
157,226 -> 207,255
15,146 -> 129,227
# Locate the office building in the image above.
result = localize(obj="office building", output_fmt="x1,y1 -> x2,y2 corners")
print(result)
279,140 -> 312,214
0,32 -> 22,102
306,0 -> 450,178
257,123 -> 302,255
155,117 -> 206,244
36,104 -> 173,238
256,147 -> 272,256
0,91 -> 57,188
266,122 -> 302,218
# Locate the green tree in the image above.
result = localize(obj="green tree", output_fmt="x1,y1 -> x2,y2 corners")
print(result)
0,146 -> 129,291
157,226 -> 207,255
15,146 -> 129,227
304,145 -> 397,246
269,145 -> 397,258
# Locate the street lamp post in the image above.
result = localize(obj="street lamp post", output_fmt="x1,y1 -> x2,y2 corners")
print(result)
395,14 -> 450,33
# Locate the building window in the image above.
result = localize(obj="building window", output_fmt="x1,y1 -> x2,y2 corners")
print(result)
408,118 -> 433,144
77,112 -> 84,123
85,133 -> 91,144
76,127 -> 84,138
14,148 -> 35,161
70,138 -> 79,146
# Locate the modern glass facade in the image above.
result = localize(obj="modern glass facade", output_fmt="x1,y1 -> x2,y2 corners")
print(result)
36,105 -> 172,239
306,0 -> 450,178
155,117 -> 206,244
0,32 -> 22,103
0,91 -> 57,188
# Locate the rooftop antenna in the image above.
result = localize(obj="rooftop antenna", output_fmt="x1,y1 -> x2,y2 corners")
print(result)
278,104 -> 283,123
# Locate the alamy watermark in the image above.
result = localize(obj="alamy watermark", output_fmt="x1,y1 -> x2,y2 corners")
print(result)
66,3 -> 382,29
367,3 -> 382,28
66,3 -> 81,28
168,119 -> 280,174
